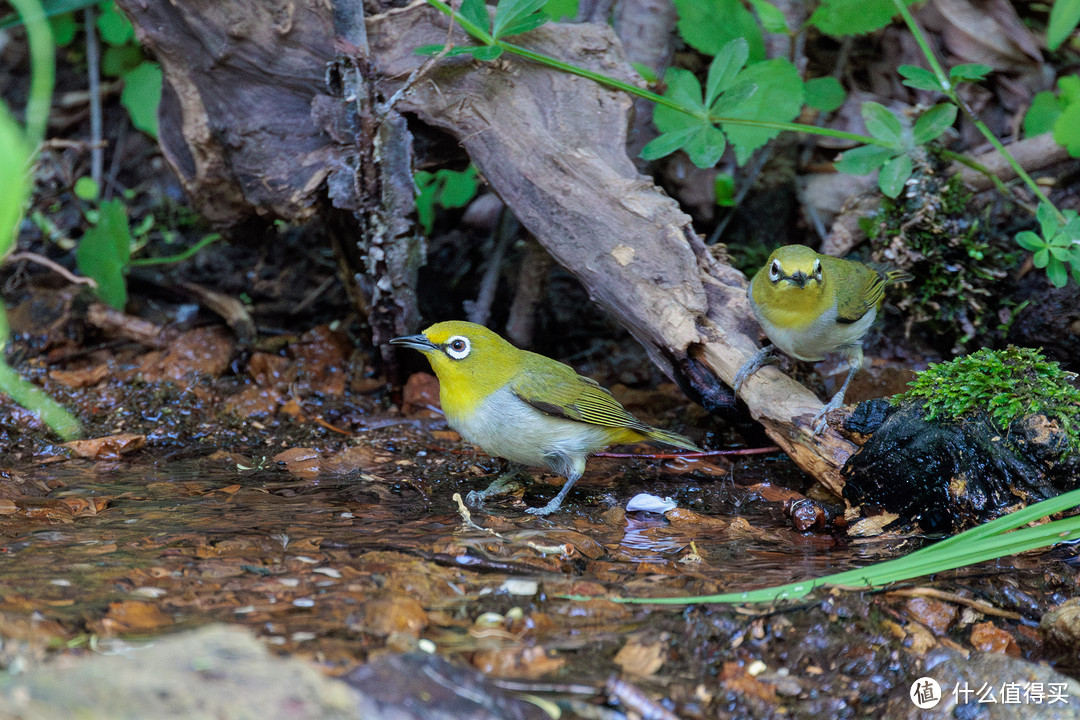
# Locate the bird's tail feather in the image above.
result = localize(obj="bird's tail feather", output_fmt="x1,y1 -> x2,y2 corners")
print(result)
645,427 -> 702,452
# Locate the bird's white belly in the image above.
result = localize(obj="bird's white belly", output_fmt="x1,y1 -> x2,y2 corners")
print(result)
755,301 -> 877,361
447,385 -> 613,468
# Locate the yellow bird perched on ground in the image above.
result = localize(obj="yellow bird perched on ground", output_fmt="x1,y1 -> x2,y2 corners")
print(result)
390,321 -> 700,516
733,245 -> 911,434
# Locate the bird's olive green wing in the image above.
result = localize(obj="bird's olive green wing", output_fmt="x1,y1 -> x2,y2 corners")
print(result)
509,356 -> 653,432
829,257 -> 887,324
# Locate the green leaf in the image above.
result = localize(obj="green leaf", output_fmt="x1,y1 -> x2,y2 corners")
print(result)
1053,100 -> 1080,158
121,61 -> 161,138
74,176 -> 99,201
1014,230 -> 1044,252
711,81 -> 757,114
685,125 -> 727,168
949,63 -> 992,83
719,58 -> 803,165
898,64 -> 943,92
1060,75 -> 1080,105
714,172 -> 736,207
492,0 -> 547,39
911,103 -> 957,145
96,2 -> 133,45
878,153 -> 912,198
460,0 -> 492,33
1048,257 -> 1069,287
861,101 -> 905,148
639,127 -> 699,160
809,0 -> 918,37
76,198 -> 132,309
804,76 -> 845,112
541,0 -> 577,20
101,43 -> 142,76
415,43 -> 448,56
834,144 -> 894,175
671,0 -> 765,62
745,0 -> 788,33
656,68 -> 707,123
1048,0 -> 1080,51
705,38 -> 749,108
1024,90 -> 1062,138
631,62 -> 658,85
1033,247 -> 1050,268
438,166 -> 480,207
0,103 -> 32,258
470,45 -> 503,61
1036,202 -> 1060,240
50,13 -> 77,46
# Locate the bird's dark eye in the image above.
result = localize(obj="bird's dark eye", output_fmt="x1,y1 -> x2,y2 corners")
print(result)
445,336 -> 471,359
769,260 -> 782,281
812,260 -> 822,278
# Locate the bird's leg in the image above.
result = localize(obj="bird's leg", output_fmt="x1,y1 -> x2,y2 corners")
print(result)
811,346 -> 863,435
733,345 -> 776,396
525,453 -> 585,516
465,466 -> 525,508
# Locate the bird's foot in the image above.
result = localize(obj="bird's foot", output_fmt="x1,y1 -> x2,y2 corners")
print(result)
811,391 -> 847,436
733,346 -> 776,396
524,500 -> 560,517
465,470 -> 523,508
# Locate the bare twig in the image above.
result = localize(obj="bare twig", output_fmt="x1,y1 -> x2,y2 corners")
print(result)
465,210 -> 516,326
84,7 -> 104,188
5,252 -> 97,287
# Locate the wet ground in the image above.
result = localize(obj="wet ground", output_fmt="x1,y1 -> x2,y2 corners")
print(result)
0,315 -> 1078,717
2,420 -> 1079,718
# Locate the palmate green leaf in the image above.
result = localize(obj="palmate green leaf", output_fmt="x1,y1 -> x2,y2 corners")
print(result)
745,0 -> 788,33
719,58 -> 803,165
949,63 -> 992,83
861,101 -> 905,148
911,103 -> 956,145
470,45 -> 503,60
639,126 -> 699,161
705,38 -> 749,108
1048,257 -> 1069,287
809,0 -> 918,36
898,64 -> 942,92
96,2 -> 133,46
878,153 -> 912,198
1036,202 -> 1061,240
492,0 -> 547,39
684,125 -> 726,168
671,0 -> 765,62
1053,100 -> 1080,158
121,61 -> 161,138
459,0 -> 491,33
663,67 -> 707,114
710,81 -> 757,114
834,144 -> 894,175
804,76 -> 845,112
0,103 -> 32,259
1048,0 -> 1080,51
1061,75 -> 1080,105
76,198 -> 132,310
1033,247 -> 1050,269
1014,230 -> 1044,253
541,0 -> 577,20
1024,90 -> 1061,138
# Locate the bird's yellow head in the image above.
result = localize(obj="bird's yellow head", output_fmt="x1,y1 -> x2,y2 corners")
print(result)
753,245 -> 825,310
389,321 -> 523,406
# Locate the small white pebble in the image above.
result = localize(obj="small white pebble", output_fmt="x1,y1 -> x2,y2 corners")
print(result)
626,493 -> 678,513
291,632 -> 317,642
418,639 -> 436,654
292,598 -> 315,608
500,579 -> 538,596
747,660 -> 767,676
312,567 -> 342,578
278,578 -> 300,588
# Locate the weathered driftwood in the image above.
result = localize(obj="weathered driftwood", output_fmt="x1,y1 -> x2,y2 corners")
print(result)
118,0 -> 856,494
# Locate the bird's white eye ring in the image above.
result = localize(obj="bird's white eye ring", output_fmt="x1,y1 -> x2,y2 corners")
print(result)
812,259 -> 822,278
445,336 -> 471,360
769,260 -> 782,281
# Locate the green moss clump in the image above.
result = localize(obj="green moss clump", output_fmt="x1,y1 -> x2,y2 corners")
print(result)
896,346 -> 1080,453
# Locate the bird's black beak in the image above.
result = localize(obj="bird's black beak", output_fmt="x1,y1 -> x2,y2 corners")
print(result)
389,334 -> 437,351
787,271 -> 808,288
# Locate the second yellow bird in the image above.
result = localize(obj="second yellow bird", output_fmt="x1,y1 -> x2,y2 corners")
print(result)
390,321 -> 699,515
734,245 -> 910,433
